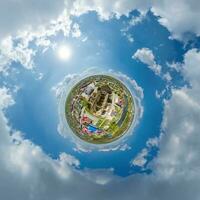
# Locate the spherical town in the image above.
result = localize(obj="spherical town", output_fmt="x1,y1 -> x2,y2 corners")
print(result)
65,75 -> 135,144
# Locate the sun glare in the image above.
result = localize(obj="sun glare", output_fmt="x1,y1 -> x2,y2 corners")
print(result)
57,45 -> 72,61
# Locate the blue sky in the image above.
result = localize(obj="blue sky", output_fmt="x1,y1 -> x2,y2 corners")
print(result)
4,11 -> 187,176
1,1 -> 200,200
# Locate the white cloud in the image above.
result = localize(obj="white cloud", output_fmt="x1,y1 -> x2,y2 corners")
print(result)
71,23 -> 82,38
129,12 -> 146,26
125,33 -> 134,43
99,0 -> 200,41
0,0 -> 69,40
1,0 -> 200,75
72,0 -> 200,42
99,143 -> 131,152
0,0 -> 150,43
121,11 -> 146,43
131,148 -> 148,167
133,48 -> 155,66
0,36 -> 35,70
163,72 -> 172,82
156,49 -> 200,179
146,137 -> 159,148
0,87 -> 15,109
167,62 -> 182,72
131,137 -> 159,167
72,0 -> 151,20
52,74 -> 79,98
151,0 -> 200,41
0,0 -> 199,49
0,8 -> 74,72
129,49 -> 200,199
133,48 -> 173,82
133,48 -> 162,75
81,168 -> 116,185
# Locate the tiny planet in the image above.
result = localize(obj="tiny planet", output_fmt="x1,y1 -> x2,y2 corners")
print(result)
65,75 -> 135,144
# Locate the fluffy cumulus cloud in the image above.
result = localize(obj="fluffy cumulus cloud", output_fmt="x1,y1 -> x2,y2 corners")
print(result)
0,90 -> 116,199
0,0 -> 70,39
0,87 -> 15,109
0,36 -> 36,70
73,0 -> 200,41
131,148 -> 148,167
156,49 -> 200,180
131,137 -> 159,167
132,48 -> 173,81
72,0 -> 151,20
0,1 -> 76,73
0,0 -> 150,42
152,0 -> 200,40
133,48 -> 162,75
0,0 -> 200,43
1,0 -> 200,75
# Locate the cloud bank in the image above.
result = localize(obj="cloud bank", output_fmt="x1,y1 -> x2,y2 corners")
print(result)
1,0 -> 200,42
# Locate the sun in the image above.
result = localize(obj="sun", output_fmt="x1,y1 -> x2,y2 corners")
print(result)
57,45 -> 72,60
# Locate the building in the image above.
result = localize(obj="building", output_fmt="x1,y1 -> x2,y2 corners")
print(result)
88,85 -> 113,116
85,83 -> 95,95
